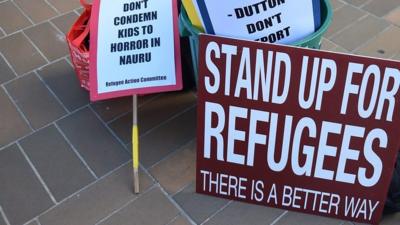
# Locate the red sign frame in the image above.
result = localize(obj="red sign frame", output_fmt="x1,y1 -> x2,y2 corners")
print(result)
196,34 -> 400,224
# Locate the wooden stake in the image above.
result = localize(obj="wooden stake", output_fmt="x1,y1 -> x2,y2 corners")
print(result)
132,95 -> 139,193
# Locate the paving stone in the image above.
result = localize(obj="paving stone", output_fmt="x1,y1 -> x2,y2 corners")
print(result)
19,125 -> 95,201
24,22 -> 68,61
331,0 -> 345,11
0,1 -> 31,34
332,45 -> 350,53
0,144 -> 54,225
204,201 -> 285,225
326,5 -> 366,38
98,187 -> 179,225
51,11 -> 79,35
140,106 -> 196,168
352,222 -> 369,225
75,7 -> 84,14
25,220 -> 39,225
138,91 -> 196,134
343,0 -> 366,7
362,0 -> 400,17
168,215 -> 191,225
380,212 -> 400,225
0,215 -> 6,225
5,73 -> 66,129
356,26 -> 400,59
39,164 -> 154,225
0,32 -> 47,75
173,183 -> 229,224
0,89 -> 31,146
274,212 -> 344,225
150,140 -> 195,195
57,107 -> 129,177
321,38 -> 338,51
331,15 -> 389,51
385,7 -> 400,27
91,97 -> 132,123
37,59 -> 89,111
109,91 -> 196,144
92,94 -> 156,123
46,0 -> 81,13
14,0 -> 57,23
0,54 -> 15,84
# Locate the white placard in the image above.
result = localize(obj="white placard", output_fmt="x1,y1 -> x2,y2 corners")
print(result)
195,0 -> 320,44
90,0 -> 182,101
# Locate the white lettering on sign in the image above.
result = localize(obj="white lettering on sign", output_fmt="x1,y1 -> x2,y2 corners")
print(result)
205,42 -> 292,104
341,63 -> 400,122
200,170 -> 247,199
202,103 -> 388,187
201,41 -> 400,188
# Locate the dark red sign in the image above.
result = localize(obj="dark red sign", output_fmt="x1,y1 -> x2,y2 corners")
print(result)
196,34 -> 400,224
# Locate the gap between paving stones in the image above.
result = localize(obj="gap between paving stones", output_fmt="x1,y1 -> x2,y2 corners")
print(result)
92,184 -> 158,225
1,2 -> 80,37
11,0 -> 35,25
16,142 -> 58,204
0,85 -> 34,131
88,104 -> 131,153
0,54 -> 70,88
165,214 -> 184,225
148,138 -> 196,171
0,7 -> 82,77
0,103 -> 87,152
0,89 -> 191,152
329,13 -> 369,42
269,211 -> 289,225
20,160 -> 132,225
200,200 -> 233,225
105,93 -> 162,125
34,71 -> 71,114
351,25 -> 400,57
140,163 -> 198,225
53,123 -> 98,179
132,104 -> 197,145
42,0 -> 61,15
0,206 -> 11,225
329,0 -> 396,48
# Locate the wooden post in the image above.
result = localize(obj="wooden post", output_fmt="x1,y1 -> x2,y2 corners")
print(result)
132,95 -> 139,193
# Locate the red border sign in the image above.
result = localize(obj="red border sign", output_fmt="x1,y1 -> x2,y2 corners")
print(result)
196,34 -> 400,224
89,0 -> 182,101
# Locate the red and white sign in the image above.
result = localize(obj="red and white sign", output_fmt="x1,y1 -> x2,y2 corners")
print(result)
196,34 -> 400,224
89,0 -> 182,101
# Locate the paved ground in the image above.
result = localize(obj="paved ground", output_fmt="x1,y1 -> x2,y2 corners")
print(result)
0,0 -> 400,225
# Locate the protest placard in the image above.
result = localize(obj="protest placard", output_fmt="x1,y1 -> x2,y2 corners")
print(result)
196,34 -> 400,224
89,0 -> 182,101
195,0 -> 321,44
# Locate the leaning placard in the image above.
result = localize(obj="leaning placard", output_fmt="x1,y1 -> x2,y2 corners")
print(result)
90,0 -> 182,101
196,34 -> 400,225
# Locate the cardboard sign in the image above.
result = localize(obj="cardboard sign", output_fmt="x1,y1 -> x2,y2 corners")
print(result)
90,0 -> 182,101
195,0 -> 320,44
196,34 -> 400,224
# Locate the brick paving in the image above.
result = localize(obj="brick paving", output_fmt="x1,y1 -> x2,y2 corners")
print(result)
0,0 -> 399,225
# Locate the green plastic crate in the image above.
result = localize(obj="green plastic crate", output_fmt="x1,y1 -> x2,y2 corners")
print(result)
179,0 -> 333,84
